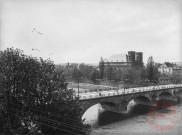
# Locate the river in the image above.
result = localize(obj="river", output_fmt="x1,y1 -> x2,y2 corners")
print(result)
82,99 -> 182,135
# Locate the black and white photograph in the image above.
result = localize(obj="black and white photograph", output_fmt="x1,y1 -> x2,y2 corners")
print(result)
0,0 -> 182,134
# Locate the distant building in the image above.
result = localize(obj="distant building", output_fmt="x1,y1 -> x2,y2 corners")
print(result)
172,65 -> 182,76
158,62 -> 182,76
158,63 -> 173,75
103,51 -> 143,70
158,62 -> 182,84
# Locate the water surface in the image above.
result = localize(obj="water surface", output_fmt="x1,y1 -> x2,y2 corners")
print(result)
82,100 -> 182,135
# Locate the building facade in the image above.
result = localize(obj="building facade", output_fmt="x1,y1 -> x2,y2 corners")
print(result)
158,62 -> 182,84
103,51 -> 143,70
158,63 -> 182,76
158,63 -> 173,75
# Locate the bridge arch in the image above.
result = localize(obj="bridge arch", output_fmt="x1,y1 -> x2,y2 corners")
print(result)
132,95 -> 151,105
158,92 -> 173,98
120,100 -> 128,111
151,95 -> 157,101
119,95 -> 152,112
178,90 -> 182,95
80,100 -> 117,117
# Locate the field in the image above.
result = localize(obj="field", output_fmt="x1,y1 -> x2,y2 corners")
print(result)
67,82 -> 117,93
67,80 -> 156,94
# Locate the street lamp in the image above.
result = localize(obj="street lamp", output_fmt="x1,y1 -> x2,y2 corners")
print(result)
77,65 -> 80,100
78,70 -> 80,99
123,70 -> 126,92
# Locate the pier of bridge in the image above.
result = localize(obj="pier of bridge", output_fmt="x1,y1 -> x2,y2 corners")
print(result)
79,85 -> 182,115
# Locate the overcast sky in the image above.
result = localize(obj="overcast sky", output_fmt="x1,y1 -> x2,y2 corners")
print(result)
0,0 -> 182,64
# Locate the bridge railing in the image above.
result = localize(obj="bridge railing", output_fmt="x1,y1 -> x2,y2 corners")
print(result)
72,84 -> 182,95
77,84 -> 182,100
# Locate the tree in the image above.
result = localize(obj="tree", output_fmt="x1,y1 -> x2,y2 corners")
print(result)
122,69 -> 135,82
146,56 -> 155,82
140,68 -> 147,81
0,48 -> 89,134
114,69 -> 123,81
77,63 -> 95,81
99,57 -> 105,79
89,69 -> 99,82
60,63 -> 95,82
153,65 -> 160,83
105,66 -> 113,81
72,66 -> 82,82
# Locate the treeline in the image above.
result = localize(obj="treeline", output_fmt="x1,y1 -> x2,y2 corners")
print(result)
0,48 -> 90,135
101,66 -> 159,83
55,63 -> 99,83
56,56 -> 160,85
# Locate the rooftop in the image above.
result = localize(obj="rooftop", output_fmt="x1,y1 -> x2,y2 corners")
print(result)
104,54 -> 128,62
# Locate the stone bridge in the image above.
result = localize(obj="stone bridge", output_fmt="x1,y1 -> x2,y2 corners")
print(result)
79,87 -> 182,115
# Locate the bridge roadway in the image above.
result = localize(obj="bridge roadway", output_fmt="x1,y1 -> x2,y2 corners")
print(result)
77,84 -> 182,114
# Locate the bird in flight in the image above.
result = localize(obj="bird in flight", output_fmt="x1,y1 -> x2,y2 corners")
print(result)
32,48 -> 40,52
32,28 -> 43,35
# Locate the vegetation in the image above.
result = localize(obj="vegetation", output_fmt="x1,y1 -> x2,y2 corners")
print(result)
99,57 -> 105,79
59,61 -> 159,87
56,56 -> 178,88
0,48 -> 90,135
89,69 -> 99,82
104,64 -> 113,81
146,56 -> 160,83
146,56 -> 155,82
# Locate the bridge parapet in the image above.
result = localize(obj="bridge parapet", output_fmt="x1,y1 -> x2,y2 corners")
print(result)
79,84 -> 182,101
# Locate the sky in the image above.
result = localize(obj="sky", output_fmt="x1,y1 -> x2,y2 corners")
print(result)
0,0 -> 182,64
